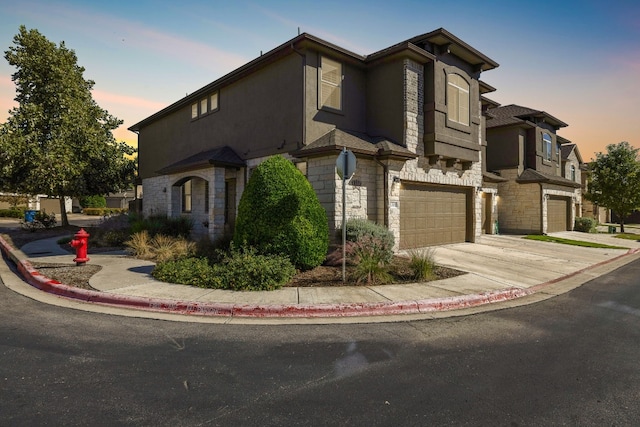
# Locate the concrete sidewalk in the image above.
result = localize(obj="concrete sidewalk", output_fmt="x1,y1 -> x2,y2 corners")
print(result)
1,222 -> 639,323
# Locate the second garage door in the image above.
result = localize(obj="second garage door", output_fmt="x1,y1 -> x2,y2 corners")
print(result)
399,183 -> 469,249
547,196 -> 569,232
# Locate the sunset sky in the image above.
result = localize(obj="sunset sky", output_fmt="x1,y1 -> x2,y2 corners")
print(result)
1,0 -> 639,162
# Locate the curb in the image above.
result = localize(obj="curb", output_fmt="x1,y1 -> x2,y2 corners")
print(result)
1,235 -> 637,318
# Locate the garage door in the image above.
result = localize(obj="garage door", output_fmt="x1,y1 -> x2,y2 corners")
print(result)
547,196 -> 569,232
400,183 -> 469,249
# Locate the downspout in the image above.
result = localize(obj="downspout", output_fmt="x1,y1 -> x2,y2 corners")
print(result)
291,43 -> 306,147
374,154 -> 389,227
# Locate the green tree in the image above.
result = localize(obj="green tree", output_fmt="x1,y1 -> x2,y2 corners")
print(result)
234,155 -> 329,270
585,141 -> 640,233
0,26 -> 136,226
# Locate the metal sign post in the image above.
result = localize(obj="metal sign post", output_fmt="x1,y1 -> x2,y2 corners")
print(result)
336,147 -> 356,282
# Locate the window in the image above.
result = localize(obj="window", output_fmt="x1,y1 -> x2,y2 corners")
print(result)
542,133 -> 552,161
447,74 -> 470,126
204,181 -> 209,213
319,56 -> 342,110
181,180 -> 192,213
570,165 -> 576,181
210,92 -> 219,111
191,91 -> 219,120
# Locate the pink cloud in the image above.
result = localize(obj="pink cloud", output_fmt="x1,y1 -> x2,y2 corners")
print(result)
92,89 -> 166,111
9,2 -> 248,74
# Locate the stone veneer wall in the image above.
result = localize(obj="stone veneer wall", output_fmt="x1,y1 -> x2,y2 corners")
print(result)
143,167 -> 227,240
389,59 -> 482,248
496,169 -> 542,234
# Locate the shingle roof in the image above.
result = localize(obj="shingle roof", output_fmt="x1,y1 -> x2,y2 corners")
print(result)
292,128 -> 417,160
156,146 -> 245,175
486,104 -> 568,129
516,168 -> 581,188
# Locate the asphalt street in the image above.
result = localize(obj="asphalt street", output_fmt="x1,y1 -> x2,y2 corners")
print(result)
1,258 -> 639,426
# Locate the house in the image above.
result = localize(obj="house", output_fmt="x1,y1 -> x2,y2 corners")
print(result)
559,140 -> 583,216
485,105 -> 581,234
129,28 -> 499,250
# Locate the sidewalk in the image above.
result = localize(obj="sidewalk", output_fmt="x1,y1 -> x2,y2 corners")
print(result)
2,220 -> 639,323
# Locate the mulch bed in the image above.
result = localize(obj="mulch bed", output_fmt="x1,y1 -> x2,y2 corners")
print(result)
1,225 -> 465,290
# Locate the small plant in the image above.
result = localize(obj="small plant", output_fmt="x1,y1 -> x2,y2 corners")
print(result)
152,257 -> 220,288
344,218 -> 395,264
574,217 -> 597,233
125,231 -> 153,259
408,248 -> 436,281
348,235 -> 393,285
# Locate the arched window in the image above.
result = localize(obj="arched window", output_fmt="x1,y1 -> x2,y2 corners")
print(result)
570,164 -> 576,181
447,74 -> 470,125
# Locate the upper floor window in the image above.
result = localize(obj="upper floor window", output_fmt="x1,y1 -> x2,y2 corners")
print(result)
542,133 -> 552,161
447,74 -> 470,126
319,56 -> 342,111
570,164 -> 576,181
191,91 -> 219,120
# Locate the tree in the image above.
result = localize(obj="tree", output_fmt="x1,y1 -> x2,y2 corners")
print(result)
0,26 -> 136,226
585,141 -> 640,233
234,155 -> 329,270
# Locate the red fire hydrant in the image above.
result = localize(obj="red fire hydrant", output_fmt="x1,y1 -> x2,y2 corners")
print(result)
70,228 -> 90,266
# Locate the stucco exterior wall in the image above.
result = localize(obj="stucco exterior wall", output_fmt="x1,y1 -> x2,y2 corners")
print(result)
137,53 -> 304,179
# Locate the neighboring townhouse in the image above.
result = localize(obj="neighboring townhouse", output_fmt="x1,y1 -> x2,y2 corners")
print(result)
580,163 -> 610,223
559,140 -> 583,216
485,105 -> 581,234
129,28 -> 499,250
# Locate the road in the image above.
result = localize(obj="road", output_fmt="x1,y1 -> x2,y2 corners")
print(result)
1,258 -> 639,426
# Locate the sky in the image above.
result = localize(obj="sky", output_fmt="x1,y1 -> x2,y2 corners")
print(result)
1,0 -> 639,162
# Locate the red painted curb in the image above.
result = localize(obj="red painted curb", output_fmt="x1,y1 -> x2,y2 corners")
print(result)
1,235 -> 637,318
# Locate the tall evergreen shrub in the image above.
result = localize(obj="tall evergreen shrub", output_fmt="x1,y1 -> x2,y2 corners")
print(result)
234,155 -> 329,270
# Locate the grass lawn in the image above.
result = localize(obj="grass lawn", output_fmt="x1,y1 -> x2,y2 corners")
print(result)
613,233 -> 640,241
524,234 -> 628,249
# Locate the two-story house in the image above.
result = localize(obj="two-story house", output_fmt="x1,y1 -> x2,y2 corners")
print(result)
129,28 -> 499,250
485,104 -> 581,234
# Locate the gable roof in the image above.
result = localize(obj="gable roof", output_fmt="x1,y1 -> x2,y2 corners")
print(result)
130,29 -> 497,132
560,143 -> 583,163
516,168 -> 581,188
292,128 -> 417,160
486,104 -> 568,129
156,146 -> 245,175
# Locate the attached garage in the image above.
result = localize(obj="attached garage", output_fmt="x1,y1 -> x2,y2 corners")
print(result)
547,196 -> 569,232
399,183 -> 471,249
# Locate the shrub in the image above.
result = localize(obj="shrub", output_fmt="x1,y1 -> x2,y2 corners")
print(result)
0,207 -> 25,218
212,244 -> 297,291
343,218 -> 395,264
152,257 -> 220,288
22,210 -> 57,231
574,217 -> 597,233
348,235 -> 393,285
130,214 -> 192,238
151,234 -> 195,262
408,248 -> 436,280
80,195 -> 107,208
234,155 -> 328,270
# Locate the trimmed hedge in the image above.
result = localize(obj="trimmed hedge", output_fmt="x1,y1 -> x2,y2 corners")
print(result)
234,155 -> 329,270
0,207 -> 26,218
83,207 -> 127,216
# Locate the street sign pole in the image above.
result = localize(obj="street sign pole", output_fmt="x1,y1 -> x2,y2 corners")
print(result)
336,147 -> 356,283
342,148 -> 347,282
